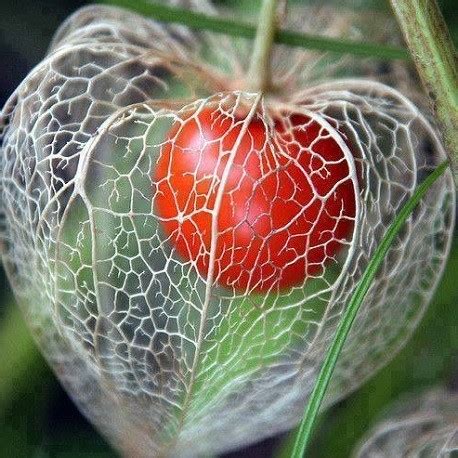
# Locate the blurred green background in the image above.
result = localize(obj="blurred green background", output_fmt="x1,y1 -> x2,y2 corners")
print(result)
0,1 -> 457,457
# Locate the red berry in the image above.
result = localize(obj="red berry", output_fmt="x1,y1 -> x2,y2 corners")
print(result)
155,107 -> 356,293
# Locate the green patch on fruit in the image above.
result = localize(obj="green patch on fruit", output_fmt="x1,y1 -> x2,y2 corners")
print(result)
185,267 -> 339,423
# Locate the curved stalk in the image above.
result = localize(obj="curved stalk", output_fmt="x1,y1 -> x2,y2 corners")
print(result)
246,0 -> 279,92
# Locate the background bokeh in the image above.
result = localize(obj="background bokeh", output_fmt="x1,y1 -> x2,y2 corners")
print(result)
0,1 -> 457,457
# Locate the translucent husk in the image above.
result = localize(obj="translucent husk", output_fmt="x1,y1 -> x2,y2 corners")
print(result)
0,2 -> 455,456
355,388 -> 458,457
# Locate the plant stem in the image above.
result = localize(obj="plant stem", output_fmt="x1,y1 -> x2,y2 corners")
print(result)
105,0 -> 410,61
246,0 -> 279,92
290,160 -> 450,458
390,0 -> 458,159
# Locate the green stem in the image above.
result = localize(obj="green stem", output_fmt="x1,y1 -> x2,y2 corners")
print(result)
246,0 -> 279,92
104,0 -> 410,60
390,0 -> 458,159
290,160 -> 450,458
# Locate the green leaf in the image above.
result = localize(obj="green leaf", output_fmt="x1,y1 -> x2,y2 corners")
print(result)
102,0 -> 410,60
290,160 -> 450,458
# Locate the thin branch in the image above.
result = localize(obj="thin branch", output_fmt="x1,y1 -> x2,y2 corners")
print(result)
390,0 -> 458,160
103,0 -> 410,61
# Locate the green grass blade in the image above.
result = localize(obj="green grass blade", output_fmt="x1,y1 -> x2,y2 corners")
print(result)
290,160 -> 450,458
102,0 -> 410,60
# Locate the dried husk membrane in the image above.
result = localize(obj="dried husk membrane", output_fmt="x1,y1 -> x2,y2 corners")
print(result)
0,2 -> 455,456
355,388 -> 458,457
